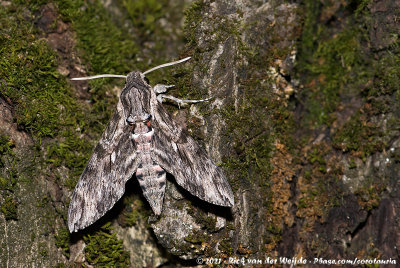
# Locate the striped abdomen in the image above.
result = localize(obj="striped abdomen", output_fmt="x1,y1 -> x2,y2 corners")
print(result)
132,123 -> 166,215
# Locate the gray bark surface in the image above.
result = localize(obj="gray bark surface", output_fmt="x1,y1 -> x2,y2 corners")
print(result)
1,0 -> 399,267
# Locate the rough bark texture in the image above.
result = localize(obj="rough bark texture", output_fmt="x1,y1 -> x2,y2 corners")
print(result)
1,0 -> 400,267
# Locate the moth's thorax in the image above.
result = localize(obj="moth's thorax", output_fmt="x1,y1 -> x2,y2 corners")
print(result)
121,71 -> 152,125
133,122 -> 151,135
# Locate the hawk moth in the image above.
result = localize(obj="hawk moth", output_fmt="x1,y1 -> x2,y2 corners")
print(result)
68,58 -> 234,232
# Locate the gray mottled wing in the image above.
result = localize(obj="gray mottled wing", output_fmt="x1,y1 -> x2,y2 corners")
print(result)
68,100 -> 139,232
151,104 -> 234,207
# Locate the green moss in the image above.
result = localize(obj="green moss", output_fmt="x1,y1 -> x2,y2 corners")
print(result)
46,132 -> 93,185
297,197 -> 307,209
309,147 -> 326,166
53,264 -> 69,268
0,135 -> 17,191
297,1 -> 371,127
354,176 -> 383,211
1,196 -> 18,220
186,206 -> 219,232
292,1 -> 399,240
181,229 -> 213,257
219,59 -> 278,224
295,0 -> 400,236
31,232 -> 36,241
218,238 -> 233,255
183,0 -> 207,49
305,28 -> 368,125
84,223 -> 130,267
298,0 -> 322,64
122,208 -> 140,227
56,0 -> 138,74
120,198 -> 146,227
365,44 -> 400,119
36,195 -> 50,208
0,135 -> 15,165
266,224 -> 282,236
184,230 -> 207,244
333,113 -> 385,157
178,0 -> 243,101
39,243 -> 48,257
147,1 -> 213,104
348,159 -> 357,169
198,215 -> 217,232
118,0 -> 166,34
0,1 -> 93,194
0,134 -> 19,220
0,176 -> 7,189
296,142 -> 344,227
55,227 -> 70,258
0,6 -> 77,138
221,97 -> 274,188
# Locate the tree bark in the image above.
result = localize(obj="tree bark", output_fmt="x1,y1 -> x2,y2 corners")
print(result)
1,0 -> 399,267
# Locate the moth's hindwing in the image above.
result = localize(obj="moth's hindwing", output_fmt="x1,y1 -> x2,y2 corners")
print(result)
67,96 -> 139,233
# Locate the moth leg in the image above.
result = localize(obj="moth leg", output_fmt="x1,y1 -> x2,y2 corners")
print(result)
156,94 -> 211,108
153,84 -> 175,94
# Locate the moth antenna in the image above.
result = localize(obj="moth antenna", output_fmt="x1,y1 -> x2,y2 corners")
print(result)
71,74 -> 127,81
71,57 -> 190,80
143,57 -> 191,75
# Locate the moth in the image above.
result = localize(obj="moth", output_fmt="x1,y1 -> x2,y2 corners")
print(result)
68,57 -> 234,233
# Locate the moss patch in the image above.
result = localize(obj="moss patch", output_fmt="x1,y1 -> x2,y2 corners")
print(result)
54,227 -> 70,258
0,1 -> 135,264
291,0 -> 400,259
84,223 -> 130,267
296,143 -> 344,230
0,5 -> 77,138
0,134 -> 18,220
56,0 -> 138,74
119,198 -> 147,227
333,111 -> 385,158
0,135 -> 15,167
118,0 -> 167,35
183,0 -> 207,49
218,238 -> 234,255
0,2 -> 92,192
296,1 -> 371,127
1,196 -> 18,221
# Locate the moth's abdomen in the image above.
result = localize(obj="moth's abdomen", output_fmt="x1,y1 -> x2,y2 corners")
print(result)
136,164 -> 166,215
132,123 -> 166,215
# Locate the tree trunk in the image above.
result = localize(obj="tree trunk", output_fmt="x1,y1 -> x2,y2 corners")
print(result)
1,0 -> 399,267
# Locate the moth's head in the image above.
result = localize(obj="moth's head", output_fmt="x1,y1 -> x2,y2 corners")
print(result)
125,71 -> 150,88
